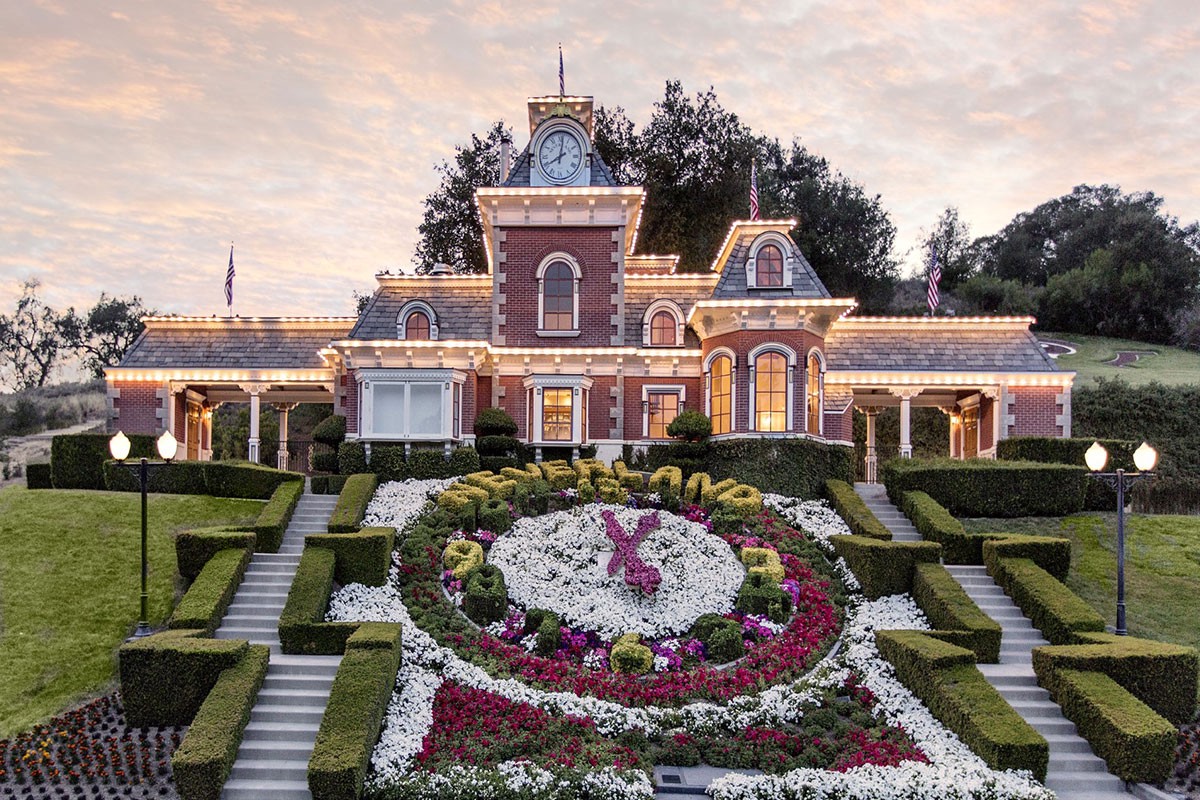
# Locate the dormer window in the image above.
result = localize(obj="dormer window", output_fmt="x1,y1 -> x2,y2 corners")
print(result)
397,300 -> 439,340
643,300 -> 685,347
406,312 -> 430,340
745,233 -> 794,289
756,244 -> 784,287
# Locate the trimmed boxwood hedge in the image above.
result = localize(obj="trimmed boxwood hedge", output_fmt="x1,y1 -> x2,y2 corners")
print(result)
911,562 -> 1002,663
118,630 -> 248,726
172,644 -> 270,800
997,436 -> 1137,511
99,456 -> 303,500
828,535 -> 941,599
695,437 -> 854,499
169,547 -> 253,635
328,473 -> 378,533
305,527 -> 395,587
203,460 -> 304,499
980,534 -> 1071,582
984,555 -> 1106,646
308,623 -> 403,800
279,547 -> 360,655
311,474 -> 349,495
24,462 -> 52,489
337,441 -> 368,475
250,479 -> 304,553
882,458 -> 1087,517
825,480 -> 891,540
875,629 -> 1047,780
52,432 -> 155,489
103,459 -> 209,495
177,529 -> 258,583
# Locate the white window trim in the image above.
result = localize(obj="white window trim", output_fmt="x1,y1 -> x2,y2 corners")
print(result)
805,347 -> 826,437
745,231 -> 795,290
535,253 -> 582,337
641,384 -> 687,438
396,300 -> 439,340
642,300 -> 686,347
357,368 -> 465,440
747,343 -> 797,433
704,347 -> 738,434
522,374 -> 594,445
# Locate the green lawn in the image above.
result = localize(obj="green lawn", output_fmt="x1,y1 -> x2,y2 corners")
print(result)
0,485 -> 263,737
963,512 -> 1200,695
1041,332 -> 1200,387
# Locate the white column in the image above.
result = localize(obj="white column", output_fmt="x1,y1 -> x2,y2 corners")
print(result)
239,383 -> 270,464
899,396 -> 912,458
863,406 -> 880,483
275,403 -> 297,471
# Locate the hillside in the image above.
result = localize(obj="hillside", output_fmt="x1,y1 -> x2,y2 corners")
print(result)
1038,333 -> 1200,387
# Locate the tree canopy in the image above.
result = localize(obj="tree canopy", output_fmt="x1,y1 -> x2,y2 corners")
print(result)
59,293 -> 153,379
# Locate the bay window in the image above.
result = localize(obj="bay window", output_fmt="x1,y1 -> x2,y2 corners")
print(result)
356,368 -> 465,440
748,345 -> 795,433
523,374 -> 593,444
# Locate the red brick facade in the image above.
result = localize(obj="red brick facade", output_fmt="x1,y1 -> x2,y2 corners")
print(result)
109,380 -> 164,434
1009,387 -> 1064,437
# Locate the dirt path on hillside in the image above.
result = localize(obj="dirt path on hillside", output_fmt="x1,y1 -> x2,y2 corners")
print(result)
0,419 -> 104,487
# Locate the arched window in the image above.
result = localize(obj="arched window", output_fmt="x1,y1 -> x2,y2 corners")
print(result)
806,350 -> 824,434
405,311 -> 430,340
537,254 -> 581,335
756,244 -> 784,287
650,310 -> 677,346
709,354 -> 733,435
754,351 -> 788,432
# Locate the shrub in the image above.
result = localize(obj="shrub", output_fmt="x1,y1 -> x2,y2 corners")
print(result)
337,441 -> 368,475
875,630 -> 1047,779
312,452 -> 340,474
997,436 -> 1137,511
666,410 -> 712,441
328,473 -> 379,533
437,482 -> 489,522
983,555 -> 1105,645
202,461 -> 304,499
881,458 -> 1087,518
573,458 -> 614,483
252,479 -> 304,553
279,547 -> 360,655
825,480 -> 892,540
980,534 -> 1071,582
118,630 -> 247,726
474,407 -> 518,436
103,459 -> 209,495
462,564 -> 507,625
900,490 -> 971,559
176,529 -> 257,583
370,445 -> 408,482
409,449 -> 448,479
703,478 -> 738,507
477,498 -> 512,535
716,483 -> 763,517
306,528 -> 395,587
52,432 -> 155,489
610,633 -> 653,674
512,479 -> 551,516
443,540 -> 484,581
171,644 -> 269,800
523,609 -> 561,657
613,461 -> 644,490
911,563 -> 1001,663
308,623 -> 403,800
648,465 -> 683,509
596,477 -> 627,505
705,437 -> 854,499
169,548 -> 253,635
463,471 -> 517,500
829,535 -> 941,599
310,474 -> 349,495
477,435 -> 520,458
312,415 -> 348,446
448,446 -> 480,476
740,547 -> 785,584
25,462 -> 52,489
539,460 -> 578,490
735,572 -> 793,623
690,613 -> 745,663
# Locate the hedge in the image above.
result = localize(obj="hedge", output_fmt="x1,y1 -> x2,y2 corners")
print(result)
881,458 -> 1087,517
313,415 -> 348,446
825,480 -> 891,540
308,623 -> 403,800
979,534 -> 1071,582
983,555 -> 1106,646
311,474 -> 349,495
1038,668 -> 1176,783
997,436 -> 1137,511
52,432 -> 155,489
203,460 -> 304,499
103,459 -> 209,495
250,479 -> 304,553
876,630 -> 1047,780
25,462 -> 52,489
172,644 -> 270,800
279,547 -> 360,655
176,529 -> 258,583
99,457 -> 303,500
1032,632 -> 1198,725
118,630 -> 248,726
911,563 -> 1002,663
305,528 -> 395,587
337,441 -> 368,475
698,437 -> 854,499
828,535 -> 941,599
169,547 -> 253,635
328,473 -> 378,533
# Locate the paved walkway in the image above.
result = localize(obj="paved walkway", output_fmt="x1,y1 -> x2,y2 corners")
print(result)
854,483 -> 1132,799
217,491 -> 340,800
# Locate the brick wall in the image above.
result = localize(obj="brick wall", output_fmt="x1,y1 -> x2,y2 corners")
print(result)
497,227 -> 619,347
701,330 -> 824,434
174,394 -> 187,442
824,406 -> 853,443
110,380 -> 165,435
1009,387 -> 1062,437
588,375 -> 617,442
474,375 -> 492,424
460,372 -> 478,439
498,376 -> 530,439
344,370 -> 359,435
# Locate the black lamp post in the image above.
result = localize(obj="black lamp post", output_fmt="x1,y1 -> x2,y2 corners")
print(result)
109,430 -> 178,639
1084,440 -> 1158,636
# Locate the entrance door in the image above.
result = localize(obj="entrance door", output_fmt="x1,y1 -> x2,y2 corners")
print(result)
963,407 -> 979,459
187,402 -> 201,460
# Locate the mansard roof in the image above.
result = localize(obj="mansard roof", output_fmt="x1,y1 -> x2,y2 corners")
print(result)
709,222 -> 831,300
501,144 -> 619,188
117,317 -> 354,371
623,276 -> 717,348
348,276 -> 492,341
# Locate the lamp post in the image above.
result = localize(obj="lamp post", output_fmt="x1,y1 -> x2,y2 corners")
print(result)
109,430 -> 178,639
1084,440 -> 1158,636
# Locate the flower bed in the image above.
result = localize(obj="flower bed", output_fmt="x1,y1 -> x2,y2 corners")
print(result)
327,478 -> 1055,800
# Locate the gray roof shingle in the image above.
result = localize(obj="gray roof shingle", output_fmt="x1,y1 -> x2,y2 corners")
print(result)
711,233 -> 831,299
349,285 -> 492,341
825,323 -> 1060,372
502,145 -> 618,187
622,281 -> 714,348
119,320 -> 353,369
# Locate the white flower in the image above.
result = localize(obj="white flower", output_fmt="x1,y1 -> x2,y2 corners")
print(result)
362,478 -> 455,532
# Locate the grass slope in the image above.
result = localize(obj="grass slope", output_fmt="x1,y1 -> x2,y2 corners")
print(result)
963,512 -> 1200,701
0,485 -> 263,737
1041,332 -> 1200,387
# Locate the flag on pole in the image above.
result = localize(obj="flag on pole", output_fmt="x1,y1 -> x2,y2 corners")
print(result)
749,161 -> 760,221
558,44 -> 565,96
927,243 -> 941,315
225,245 -> 235,314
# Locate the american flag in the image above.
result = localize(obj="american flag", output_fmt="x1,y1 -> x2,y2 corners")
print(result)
558,45 -> 564,96
927,243 -> 941,315
225,245 -> 235,313
749,161 -> 760,220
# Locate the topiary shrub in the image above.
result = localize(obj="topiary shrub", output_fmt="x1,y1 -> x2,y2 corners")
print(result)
25,462 -> 52,489
829,535 -> 942,599
983,554 -> 1105,645
448,446 -> 480,476
477,498 -> 512,534
610,633 -> 653,674
826,479 -> 891,540
462,564 -> 507,625
278,547 -> 361,655
881,458 -> 1087,518
735,572 -> 794,623
648,465 -> 683,510
512,479 -> 551,516
539,460 -> 578,490
169,547 -> 253,636
666,410 -> 712,442
312,415 -> 348,447
312,452 -> 339,474
202,461 -> 303,499
474,407 -> 518,437
740,547 -> 785,584
328,473 -> 379,533
613,461 -> 644,491
690,613 -> 744,663
176,529 -> 257,583
306,528 -> 395,587
443,540 -> 484,581
337,441 -> 367,475
409,449 -> 448,479
911,562 -> 1002,663
118,630 -> 248,726
716,483 -> 763,517
523,609 -> 562,657
370,445 -> 408,482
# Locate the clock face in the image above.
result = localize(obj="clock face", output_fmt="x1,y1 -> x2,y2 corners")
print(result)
538,130 -> 584,182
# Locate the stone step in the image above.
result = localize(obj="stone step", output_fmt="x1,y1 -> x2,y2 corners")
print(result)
1028,718 -> 1078,735
1048,752 -> 1109,772
235,740 -> 315,761
223,613 -> 282,625
257,688 -> 332,706
229,759 -> 309,782
1045,733 -> 1097,755
251,706 -> 326,725
242,720 -> 322,741
232,588 -> 292,599
221,777 -> 311,799
1007,699 -> 1069,716
263,675 -> 337,692
269,655 -> 342,673
216,624 -> 280,637
993,685 -> 1051,702
239,573 -> 295,585
227,602 -> 285,615
1044,771 -> 1127,796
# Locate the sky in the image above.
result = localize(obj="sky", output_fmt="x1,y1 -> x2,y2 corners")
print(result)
1,0 -> 1197,320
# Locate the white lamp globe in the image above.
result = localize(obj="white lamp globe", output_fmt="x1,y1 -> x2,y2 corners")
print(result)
109,431 -> 131,461
1084,441 -> 1109,472
157,431 -> 179,461
1133,442 -> 1158,472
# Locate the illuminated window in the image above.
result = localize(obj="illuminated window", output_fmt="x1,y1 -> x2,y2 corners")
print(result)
806,351 -> 824,434
754,352 -> 788,432
646,392 -> 681,439
650,311 -> 677,346
405,312 -> 430,340
756,244 -> 784,287
542,388 -> 573,441
709,355 -> 732,435
542,261 -> 575,331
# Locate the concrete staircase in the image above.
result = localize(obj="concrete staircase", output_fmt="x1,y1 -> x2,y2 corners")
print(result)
853,482 -> 921,541
217,491 -> 342,800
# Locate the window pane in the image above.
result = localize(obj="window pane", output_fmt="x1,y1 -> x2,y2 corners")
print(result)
650,311 -> 677,346
372,384 -> 407,436
406,312 -> 430,340
410,383 -> 443,435
710,356 -> 731,435
807,354 -> 821,433
755,352 -> 787,432
756,244 -> 784,287
543,262 -> 575,331
648,392 -> 680,439
542,388 -> 573,441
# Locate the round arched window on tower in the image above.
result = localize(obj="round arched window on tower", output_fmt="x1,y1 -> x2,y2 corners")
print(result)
650,310 -> 677,346
756,244 -> 784,287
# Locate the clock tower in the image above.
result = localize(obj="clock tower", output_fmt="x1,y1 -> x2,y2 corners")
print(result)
526,95 -> 596,188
